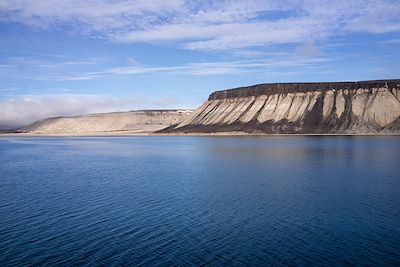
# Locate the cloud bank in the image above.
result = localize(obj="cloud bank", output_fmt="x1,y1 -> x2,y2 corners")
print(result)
0,95 -> 181,129
1,0 -> 399,51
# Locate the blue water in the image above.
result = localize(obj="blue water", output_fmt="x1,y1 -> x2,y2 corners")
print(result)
0,136 -> 399,266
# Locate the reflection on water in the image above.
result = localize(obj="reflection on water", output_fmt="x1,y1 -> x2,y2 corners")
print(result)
0,136 -> 399,265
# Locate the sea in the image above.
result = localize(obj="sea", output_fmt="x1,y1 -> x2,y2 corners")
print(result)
0,136 -> 399,266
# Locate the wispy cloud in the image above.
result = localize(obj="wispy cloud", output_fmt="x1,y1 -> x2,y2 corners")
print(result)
38,55 -> 333,81
381,38 -> 400,44
0,94 -> 183,128
1,0 -> 399,51
0,56 -> 107,81
0,46 -> 336,83
0,56 -> 103,69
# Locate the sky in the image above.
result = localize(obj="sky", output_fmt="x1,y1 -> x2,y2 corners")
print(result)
1,0 -> 400,128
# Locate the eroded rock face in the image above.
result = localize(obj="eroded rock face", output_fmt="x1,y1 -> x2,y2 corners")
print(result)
21,110 -> 193,134
163,80 -> 400,134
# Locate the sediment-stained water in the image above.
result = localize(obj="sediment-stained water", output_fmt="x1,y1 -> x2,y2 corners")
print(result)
0,136 -> 399,265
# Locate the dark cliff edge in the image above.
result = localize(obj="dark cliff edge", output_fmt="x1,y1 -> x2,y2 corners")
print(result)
161,80 -> 400,134
208,80 -> 400,100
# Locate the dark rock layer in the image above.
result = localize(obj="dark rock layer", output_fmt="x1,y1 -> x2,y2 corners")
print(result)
209,80 -> 400,100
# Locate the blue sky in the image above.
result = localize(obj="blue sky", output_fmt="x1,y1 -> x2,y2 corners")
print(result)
1,0 -> 400,128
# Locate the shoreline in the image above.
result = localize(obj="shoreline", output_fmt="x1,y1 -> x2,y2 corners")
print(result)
1,131 -> 400,137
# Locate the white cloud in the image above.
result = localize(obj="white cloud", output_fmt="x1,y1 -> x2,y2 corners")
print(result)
1,0 -> 399,51
41,55 -> 331,81
295,43 -> 322,59
0,94 -> 182,128
381,39 -> 400,44
0,51 -> 332,82
0,0 -> 184,30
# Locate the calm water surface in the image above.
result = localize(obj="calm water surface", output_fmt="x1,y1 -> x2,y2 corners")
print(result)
0,136 -> 399,266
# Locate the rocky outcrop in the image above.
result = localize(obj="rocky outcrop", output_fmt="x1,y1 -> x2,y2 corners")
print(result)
162,80 -> 400,134
21,110 -> 193,134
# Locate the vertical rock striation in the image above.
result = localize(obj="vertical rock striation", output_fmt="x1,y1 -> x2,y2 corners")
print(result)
163,80 -> 400,134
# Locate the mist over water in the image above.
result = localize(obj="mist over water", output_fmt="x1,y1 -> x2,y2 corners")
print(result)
0,136 -> 399,265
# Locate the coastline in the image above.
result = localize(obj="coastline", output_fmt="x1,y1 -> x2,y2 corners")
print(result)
1,131 -> 400,137
9,80 -> 400,137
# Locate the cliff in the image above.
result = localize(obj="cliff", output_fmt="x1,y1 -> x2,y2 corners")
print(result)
162,80 -> 400,134
21,110 -> 193,134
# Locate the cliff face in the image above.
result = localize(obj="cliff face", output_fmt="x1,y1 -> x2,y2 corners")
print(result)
163,80 -> 400,134
21,110 -> 193,134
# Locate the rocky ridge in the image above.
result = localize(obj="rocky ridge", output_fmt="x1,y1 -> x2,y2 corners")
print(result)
21,110 -> 193,134
162,80 -> 400,134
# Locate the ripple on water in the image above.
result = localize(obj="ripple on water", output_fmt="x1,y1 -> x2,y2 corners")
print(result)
0,136 -> 399,266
